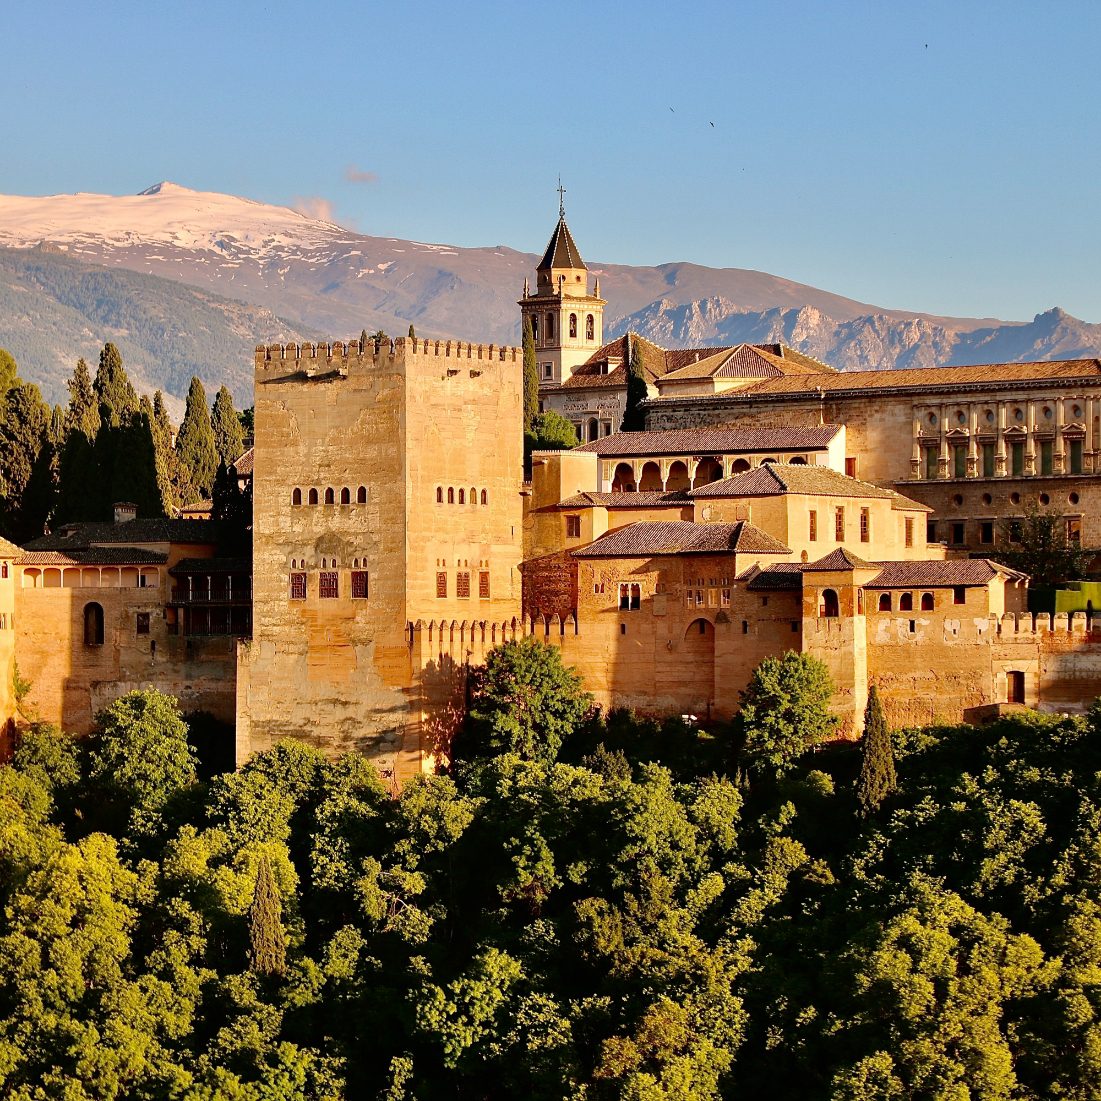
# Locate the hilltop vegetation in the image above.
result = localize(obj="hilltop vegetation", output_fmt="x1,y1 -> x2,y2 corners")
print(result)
3,645 -> 1101,1099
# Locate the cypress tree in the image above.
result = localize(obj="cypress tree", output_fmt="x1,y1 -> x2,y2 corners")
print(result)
856,685 -> 896,816
93,343 -> 138,427
175,377 -> 217,501
620,333 -> 648,432
0,380 -> 51,542
248,854 -> 286,977
150,391 -> 179,515
408,323 -> 416,340
522,315 -> 538,435
211,385 -> 245,469
65,358 -> 100,439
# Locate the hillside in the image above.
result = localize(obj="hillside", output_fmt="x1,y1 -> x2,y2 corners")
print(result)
0,244 -> 315,409
1,182 -> 1099,403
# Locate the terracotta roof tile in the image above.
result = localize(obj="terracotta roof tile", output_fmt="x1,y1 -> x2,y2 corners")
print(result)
557,491 -> 690,508
0,536 -> 22,557
865,559 -> 1022,588
18,547 -> 168,566
737,562 -> 805,591
26,518 -> 221,552
685,359 -> 1101,401
802,547 -> 876,571
688,464 -> 896,500
233,448 -> 254,477
576,426 -> 842,457
572,520 -> 790,558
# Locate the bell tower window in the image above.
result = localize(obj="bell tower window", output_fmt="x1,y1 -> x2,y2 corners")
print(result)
586,314 -> 595,340
546,313 -> 555,341
569,313 -> 577,338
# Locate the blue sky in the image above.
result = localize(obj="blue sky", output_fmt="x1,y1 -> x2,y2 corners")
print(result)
1,0 -> 1099,322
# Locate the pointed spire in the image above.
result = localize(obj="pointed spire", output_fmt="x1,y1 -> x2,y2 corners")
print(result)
523,276 -> 530,297
593,276 -> 600,297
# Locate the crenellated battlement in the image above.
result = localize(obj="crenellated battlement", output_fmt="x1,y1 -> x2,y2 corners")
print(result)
255,335 -> 521,374
996,610 -> 1094,638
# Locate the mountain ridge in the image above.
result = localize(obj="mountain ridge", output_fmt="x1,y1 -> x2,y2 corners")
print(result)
1,181 -> 1098,405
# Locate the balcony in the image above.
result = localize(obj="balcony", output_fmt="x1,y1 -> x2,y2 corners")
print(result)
170,585 -> 252,606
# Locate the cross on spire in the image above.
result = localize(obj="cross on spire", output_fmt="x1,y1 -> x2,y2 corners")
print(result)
557,177 -> 566,218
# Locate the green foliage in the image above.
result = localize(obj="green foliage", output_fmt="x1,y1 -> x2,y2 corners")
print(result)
464,638 -> 593,764
0,347 -> 17,397
0,378 -> 52,541
992,502 -> 1090,587
249,854 -> 287,977
522,314 -> 538,435
211,385 -> 246,469
93,342 -> 138,427
620,332 -> 648,431
525,410 -> 579,455
175,376 -> 217,501
738,651 -> 839,777
856,685 -> 896,815
5,689 -> 1101,1097
87,689 -> 198,838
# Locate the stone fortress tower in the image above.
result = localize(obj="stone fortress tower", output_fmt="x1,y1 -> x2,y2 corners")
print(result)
236,335 -> 524,780
518,187 -> 606,388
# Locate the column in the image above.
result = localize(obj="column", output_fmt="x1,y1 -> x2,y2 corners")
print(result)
995,402 -> 1007,476
1088,396 -> 1098,474
910,408 -> 922,479
938,404 -> 949,479
1055,397 -> 1066,474
967,403 -> 979,477
1025,400 -> 1036,475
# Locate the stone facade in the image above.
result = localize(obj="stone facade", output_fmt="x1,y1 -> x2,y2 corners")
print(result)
236,336 -> 523,781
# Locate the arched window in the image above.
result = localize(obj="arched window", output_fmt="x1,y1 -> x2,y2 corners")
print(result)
448,487 -> 455,504
458,489 -> 465,504
878,592 -> 892,612
569,313 -> 578,338
531,315 -> 539,341
436,487 -> 443,503
340,487 -> 351,505
357,486 -> 367,504
611,462 -> 635,492
292,487 -> 302,506
470,487 -> 476,505
820,589 -> 840,618
480,489 -> 487,505
731,458 -> 751,475
586,314 -> 594,340
899,592 -> 913,611
546,313 -> 555,340
308,488 -> 319,505
920,592 -> 935,611
588,418 -> 599,443
325,487 -> 335,505
83,602 -> 104,646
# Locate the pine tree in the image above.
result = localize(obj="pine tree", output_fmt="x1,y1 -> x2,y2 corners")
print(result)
93,343 -> 138,427
211,385 -> 245,469
522,315 -> 538,435
248,854 -> 286,977
175,377 -> 217,501
620,334 -> 648,432
856,685 -> 896,816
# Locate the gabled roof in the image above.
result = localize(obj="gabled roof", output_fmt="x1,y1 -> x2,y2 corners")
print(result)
0,536 -> 22,558
660,343 -> 830,383
538,216 -> 586,271
24,518 -> 221,552
233,447 -> 254,477
865,559 -> 1026,588
737,562 -> 805,592
18,547 -> 167,566
557,491 -> 690,509
802,547 -> 876,571
572,520 -> 790,558
575,425 -> 842,457
687,463 -> 931,510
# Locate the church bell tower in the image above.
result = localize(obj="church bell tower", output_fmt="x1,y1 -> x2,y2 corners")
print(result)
519,186 -> 606,389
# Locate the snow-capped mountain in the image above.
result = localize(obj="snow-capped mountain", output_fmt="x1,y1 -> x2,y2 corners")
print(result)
1,181 -> 1100,407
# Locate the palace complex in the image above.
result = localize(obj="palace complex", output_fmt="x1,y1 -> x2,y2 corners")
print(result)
4,209 -> 1101,776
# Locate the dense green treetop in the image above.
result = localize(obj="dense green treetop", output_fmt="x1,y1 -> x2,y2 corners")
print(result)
175,376 -> 217,500
93,342 -> 138,427
211,384 -> 245,469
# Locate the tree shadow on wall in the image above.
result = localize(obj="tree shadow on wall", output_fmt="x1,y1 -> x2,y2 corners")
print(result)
417,653 -> 470,771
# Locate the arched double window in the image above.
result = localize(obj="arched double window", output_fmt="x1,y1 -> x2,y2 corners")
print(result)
83,602 -> 104,646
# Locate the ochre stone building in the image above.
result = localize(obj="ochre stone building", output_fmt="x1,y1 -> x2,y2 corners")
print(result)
5,209 -> 1101,768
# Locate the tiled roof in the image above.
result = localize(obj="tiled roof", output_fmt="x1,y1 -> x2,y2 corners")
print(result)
25,518 -> 220,552
688,464 -> 929,510
538,216 -> 586,271
661,343 -> 829,383
233,448 -> 254,477
0,536 -> 22,557
575,425 -> 842,457
865,559 -> 1022,588
557,491 -> 690,508
737,562 -> 805,592
178,500 -> 213,517
170,556 -> 251,575
686,359 -> 1101,401
572,520 -> 790,558
802,548 -> 876,571
18,547 -> 167,566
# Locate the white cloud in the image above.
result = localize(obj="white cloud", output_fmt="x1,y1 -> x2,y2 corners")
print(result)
344,164 -> 379,185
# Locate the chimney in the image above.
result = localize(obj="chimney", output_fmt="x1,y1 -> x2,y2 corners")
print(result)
113,502 -> 138,524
